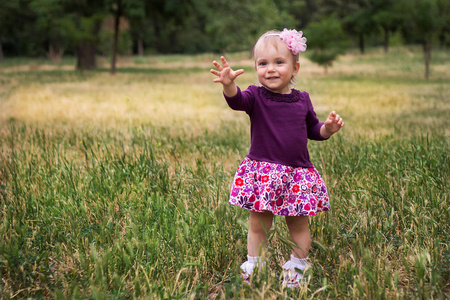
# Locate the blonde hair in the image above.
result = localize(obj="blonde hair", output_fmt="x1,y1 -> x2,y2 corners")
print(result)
253,30 -> 299,67
252,30 -> 300,86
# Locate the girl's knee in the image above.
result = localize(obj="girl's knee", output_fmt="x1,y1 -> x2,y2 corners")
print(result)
249,211 -> 273,234
285,216 -> 309,232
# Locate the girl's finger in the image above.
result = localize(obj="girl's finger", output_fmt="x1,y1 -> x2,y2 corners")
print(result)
212,61 -> 223,71
235,69 -> 245,77
221,56 -> 229,68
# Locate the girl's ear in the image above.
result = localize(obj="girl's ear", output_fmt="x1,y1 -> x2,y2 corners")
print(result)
293,61 -> 300,76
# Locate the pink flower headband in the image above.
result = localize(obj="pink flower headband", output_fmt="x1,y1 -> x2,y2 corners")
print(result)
265,28 -> 307,55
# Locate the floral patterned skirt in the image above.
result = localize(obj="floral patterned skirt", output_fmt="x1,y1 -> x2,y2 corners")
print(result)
229,157 -> 330,216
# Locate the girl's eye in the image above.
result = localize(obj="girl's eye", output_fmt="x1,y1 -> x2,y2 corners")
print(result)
276,60 -> 283,64
259,62 -> 267,66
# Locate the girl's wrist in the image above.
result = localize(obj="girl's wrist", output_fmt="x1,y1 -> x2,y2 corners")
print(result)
320,124 -> 334,139
222,80 -> 235,88
223,83 -> 238,98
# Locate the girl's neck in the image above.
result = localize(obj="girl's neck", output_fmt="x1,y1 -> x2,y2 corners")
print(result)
263,85 -> 292,94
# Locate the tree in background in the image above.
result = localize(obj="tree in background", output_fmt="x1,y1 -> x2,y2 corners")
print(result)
0,0 -> 38,59
108,0 -> 123,75
175,1 -> 210,54
316,0 -> 392,54
1,0 -> 449,77
30,0 -> 107,70
4,0 -> 113,70
305,15 -> 348,73
438,2 -> 450,48
273,0 -> 312,28
125,0 -> 149,56
30,0 -> 67,64
371,0 -> 403,53
342,0 -> 377,54
0,1 -> 20,61
203,0 -> 296,55
64,1 -> 106,70
402,0 -> 447,79
143,0 -> 192,54
28,0 -> 106,70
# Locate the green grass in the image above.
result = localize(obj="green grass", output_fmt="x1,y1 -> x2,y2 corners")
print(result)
0,47 -> 449,299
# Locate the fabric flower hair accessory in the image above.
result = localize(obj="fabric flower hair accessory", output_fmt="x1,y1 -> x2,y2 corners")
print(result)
278,28 -> 307,55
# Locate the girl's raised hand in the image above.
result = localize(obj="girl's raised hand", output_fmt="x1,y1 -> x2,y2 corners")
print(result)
210,56 -> 244,86
321,111 -> 345,139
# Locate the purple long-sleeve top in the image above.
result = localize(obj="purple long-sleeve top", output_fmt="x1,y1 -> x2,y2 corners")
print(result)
225,85 -> 327,168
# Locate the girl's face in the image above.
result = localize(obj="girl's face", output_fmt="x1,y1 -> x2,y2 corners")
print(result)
254,39 -> 300,94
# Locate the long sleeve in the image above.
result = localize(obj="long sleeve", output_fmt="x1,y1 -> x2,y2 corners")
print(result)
224,86 -> 256,115
305,93 -> 327,141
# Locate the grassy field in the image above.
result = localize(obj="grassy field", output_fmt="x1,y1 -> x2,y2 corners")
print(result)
0,46 -> 449,299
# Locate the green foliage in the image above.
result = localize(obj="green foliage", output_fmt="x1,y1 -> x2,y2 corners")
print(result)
398,0 -> 448,79
342,0 -> 377,36
371,0 -> 403,32
202,0 -> 296,54
305,16 -> 348,72
2,0 -> 450,63
0,49 -> 448,298
401,0 -> 447,44
0,0 -> 20,37
0,122 -> 248,298
30,0 -> 65,45
99,29 -> 132,56
0,119 -> 448,298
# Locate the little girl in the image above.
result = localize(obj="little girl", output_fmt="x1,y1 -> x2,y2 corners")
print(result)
210,29 -> 344,287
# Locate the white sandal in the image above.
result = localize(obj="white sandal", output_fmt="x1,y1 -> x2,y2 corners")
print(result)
282,255 -> 309,288
240,255 -> 264,284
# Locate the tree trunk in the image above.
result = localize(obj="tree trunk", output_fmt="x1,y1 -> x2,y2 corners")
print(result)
423,41 -> 431,80
438,30 -> 446,48
0,38 -> 3,62
76,41 -> 97,70
48,43 -> 64,64
137,37 -> 144,56
154,22 -> 162,53
111,0 -> 123,75
359,33 -> 365,55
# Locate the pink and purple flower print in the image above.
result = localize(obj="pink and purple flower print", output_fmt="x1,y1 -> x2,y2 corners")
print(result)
229,157 -> 330,216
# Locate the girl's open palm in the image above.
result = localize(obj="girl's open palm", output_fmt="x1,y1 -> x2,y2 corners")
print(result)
210,56 -> 244,86
324,111 -> 344,135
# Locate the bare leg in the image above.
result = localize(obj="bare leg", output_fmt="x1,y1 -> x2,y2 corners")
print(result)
247,211 -> 274,257
285,216 -> 311,258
